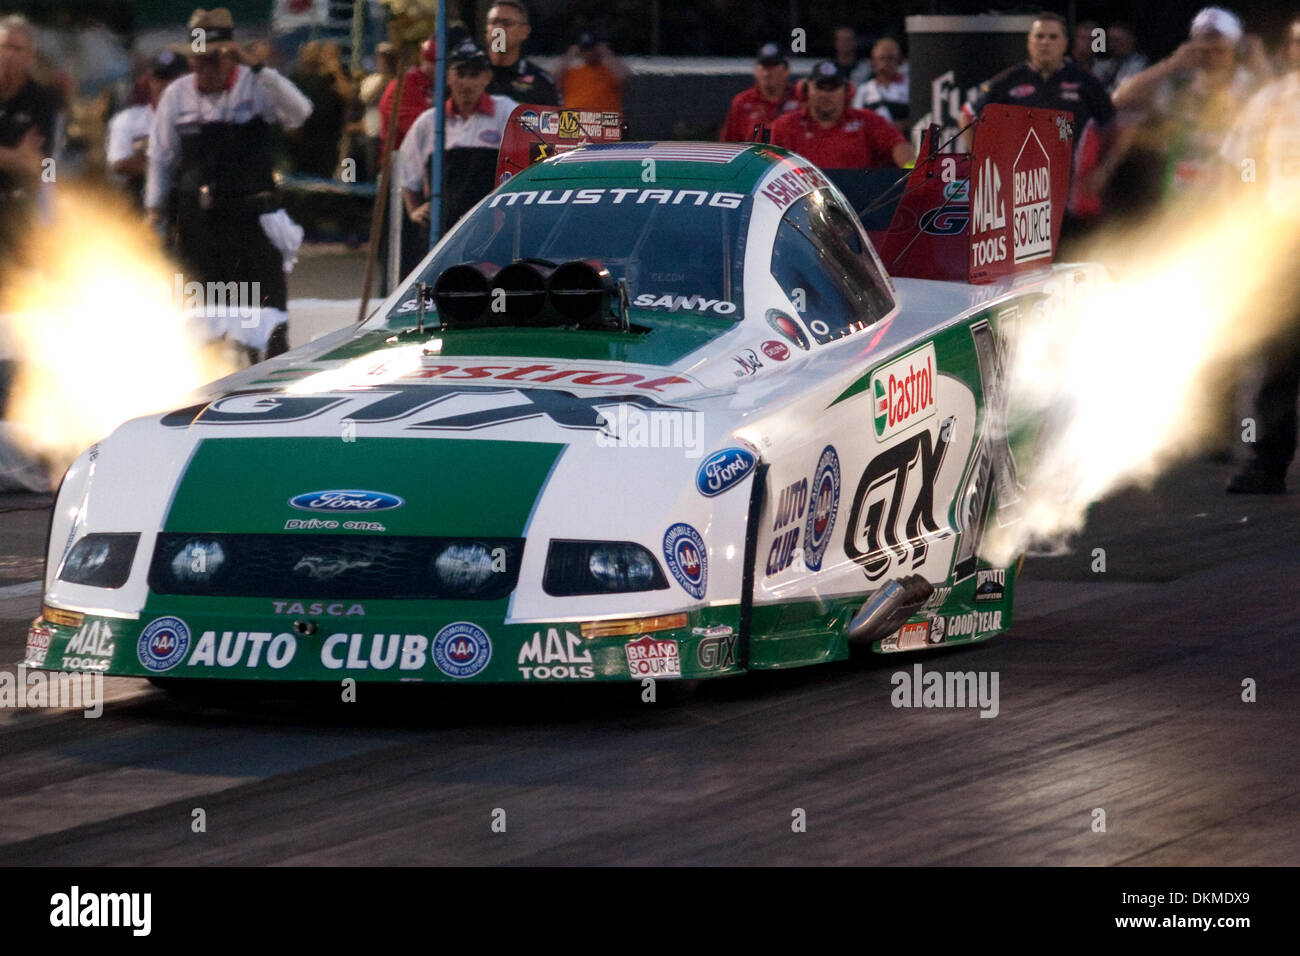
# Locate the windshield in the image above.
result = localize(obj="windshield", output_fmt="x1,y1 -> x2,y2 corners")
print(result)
392,186 -> 753,321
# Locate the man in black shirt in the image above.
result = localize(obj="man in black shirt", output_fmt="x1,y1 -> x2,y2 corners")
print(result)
484,1 -> 559,106
973,13 -> 1116,135
971,12 -> 1117,244
0,14 -> 58,259
0,14 -> 59,418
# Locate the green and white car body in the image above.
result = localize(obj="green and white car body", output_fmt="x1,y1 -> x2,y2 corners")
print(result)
27,140 -> 1091,686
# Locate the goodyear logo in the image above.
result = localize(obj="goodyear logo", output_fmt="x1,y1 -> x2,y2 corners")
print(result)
871,343 -> 936,441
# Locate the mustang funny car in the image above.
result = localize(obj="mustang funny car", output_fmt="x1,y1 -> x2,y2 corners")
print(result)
27,106 -> 1094,686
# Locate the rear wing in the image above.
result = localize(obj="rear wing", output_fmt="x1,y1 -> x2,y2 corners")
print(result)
494,104 -> 624,187
871,104 -> 1074,284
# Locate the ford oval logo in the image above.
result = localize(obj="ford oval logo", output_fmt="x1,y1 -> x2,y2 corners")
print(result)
696,447 -> 757,497
289,490 -> 405,512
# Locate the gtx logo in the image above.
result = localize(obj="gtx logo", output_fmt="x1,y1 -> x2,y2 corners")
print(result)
844,422 -> 953,581
164,387 -> 689,433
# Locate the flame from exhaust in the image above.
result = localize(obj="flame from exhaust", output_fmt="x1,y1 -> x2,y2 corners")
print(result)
0,186 -> 237,477
982,185 -> 1300,565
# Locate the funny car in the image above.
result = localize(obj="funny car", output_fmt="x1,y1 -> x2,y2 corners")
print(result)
26,105 -> 1092,686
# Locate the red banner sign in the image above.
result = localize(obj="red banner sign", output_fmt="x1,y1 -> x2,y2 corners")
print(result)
967,105 -> 1073,283
494,104 -> 624,187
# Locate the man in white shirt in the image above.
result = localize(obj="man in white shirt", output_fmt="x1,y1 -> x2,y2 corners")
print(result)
1222,16 -> 1300,493
399,41 -> 514,276
146,7 -> 312,361
106,50 -> 187,208
850,37 -> 910,131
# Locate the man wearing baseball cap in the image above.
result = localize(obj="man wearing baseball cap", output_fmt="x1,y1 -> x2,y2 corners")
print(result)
146,7 -> 313,362
399,42 -> 515,274
769,60 -> 912,168
106,50 -> 188,208
1113,5 -> 1261,201
719,43 -> 799,143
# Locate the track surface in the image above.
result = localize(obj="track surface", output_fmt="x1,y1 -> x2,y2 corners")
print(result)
1,459 -> 1297,866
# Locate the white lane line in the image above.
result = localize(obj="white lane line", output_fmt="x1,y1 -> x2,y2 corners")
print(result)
0,580 -> 41,599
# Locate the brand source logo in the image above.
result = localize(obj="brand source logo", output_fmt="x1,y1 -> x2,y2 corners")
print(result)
696,447 -> 757,497
289,490 -> 405,512
1012,128 -> 1052,264
871,343 -> 937,440
625,635 -> 681,679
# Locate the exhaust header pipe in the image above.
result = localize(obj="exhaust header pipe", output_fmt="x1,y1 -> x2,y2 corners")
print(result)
547,259 -> 617,327
431,262 -> 496,328
847,574 -> 934,644
488,261 -> 552,327
428,259 -> 621,329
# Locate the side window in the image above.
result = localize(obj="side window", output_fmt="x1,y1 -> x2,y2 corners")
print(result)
769,192 -> 895,345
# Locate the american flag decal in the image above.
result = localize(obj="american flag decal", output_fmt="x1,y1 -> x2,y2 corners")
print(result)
552,142 -> 749,164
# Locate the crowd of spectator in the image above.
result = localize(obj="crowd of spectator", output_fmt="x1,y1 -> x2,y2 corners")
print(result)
3,5 -> 1299,491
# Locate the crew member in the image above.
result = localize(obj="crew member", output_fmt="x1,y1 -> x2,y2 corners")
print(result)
400,43 -> 514,274
378,35 -> 439,151
0,14 -> 58,261
485,1 -> 559,105
106,50 -> 188,208
851,37 -> 909,131
971,13 -> 1116,138
0,14 -> 59,417
146,8 -> 312,362
770,60 -> 913,169
719,43 -> 799,143
557,32 -> 629,112
970,13 -> 1117,237
1111,6 -> 1259,203
831,26 -> 861,82
1222,16 -> 1300,494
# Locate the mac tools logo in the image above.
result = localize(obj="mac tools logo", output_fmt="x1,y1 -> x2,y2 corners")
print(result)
970,156 -> 1007,269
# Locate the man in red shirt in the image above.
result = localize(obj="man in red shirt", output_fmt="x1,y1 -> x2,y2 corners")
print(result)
378,36 -> 438,151
719,43 -> 799,143
770,60 -> 914,168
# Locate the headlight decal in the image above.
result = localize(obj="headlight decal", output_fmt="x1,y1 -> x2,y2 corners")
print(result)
543,540 -> 669,596
56,533 -> 140,589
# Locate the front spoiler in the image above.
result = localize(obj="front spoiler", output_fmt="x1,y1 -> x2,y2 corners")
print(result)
24,605 -> 744,684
